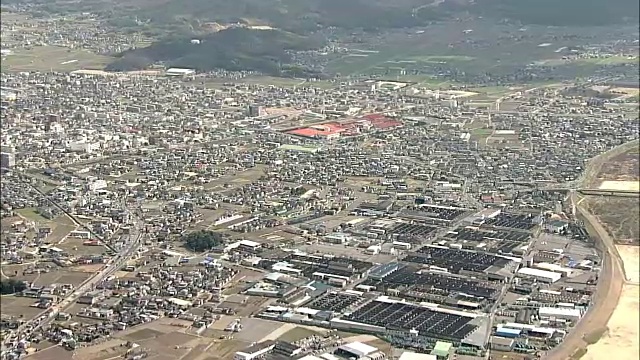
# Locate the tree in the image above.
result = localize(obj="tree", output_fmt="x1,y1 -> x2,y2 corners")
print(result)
290,186 -> 307,196
182,230 -> 223,252
0,279 -> 27,295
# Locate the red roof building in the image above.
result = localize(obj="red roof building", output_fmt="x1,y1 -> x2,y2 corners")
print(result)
287,123 -> 345,139
361,114 -> 403,130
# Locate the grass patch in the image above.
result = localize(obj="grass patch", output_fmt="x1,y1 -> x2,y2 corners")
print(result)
2,46 -> 113,72
335,330 -> 360,338
277,327 -> 320,342
15,208 -> 49,223
577,56 -> 638,66
406,55 -> 475,63
535,56 -> 637,67
471,128 -> 493,136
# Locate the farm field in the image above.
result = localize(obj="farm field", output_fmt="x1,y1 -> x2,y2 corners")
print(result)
1,46 -> 112,72
323,20 -> 637,79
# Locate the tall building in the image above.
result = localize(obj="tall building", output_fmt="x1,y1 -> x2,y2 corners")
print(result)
1,152 -> 15,169
247,105 -> 264,117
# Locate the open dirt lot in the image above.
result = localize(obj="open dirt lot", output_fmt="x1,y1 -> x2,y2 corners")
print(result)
48,319 -> 226,360
593,148 -> 639,184
57,237 -> 107,256
0,296 -> 45,319
617,245 -> 640,283
24,344 -> 73,360
33,270 -> 91,287
236,318 -> 285,342
583,245 -> 639,360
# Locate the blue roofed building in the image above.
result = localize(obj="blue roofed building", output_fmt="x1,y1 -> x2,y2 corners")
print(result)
495,326 -> 522,338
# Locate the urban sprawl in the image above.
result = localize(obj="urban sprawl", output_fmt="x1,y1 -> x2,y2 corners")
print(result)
0,56 -> 638,360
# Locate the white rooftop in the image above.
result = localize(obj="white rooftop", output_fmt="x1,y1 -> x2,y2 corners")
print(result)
398,352 -> 437,360
338,341 -> 378,357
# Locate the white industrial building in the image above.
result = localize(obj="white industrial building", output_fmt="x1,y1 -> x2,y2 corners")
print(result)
68,141 -> 100,153
336,342 -> 379,359
538,307 -> 582,322
490,336 -> 515,352
88,179 -> 108,192
233,341 -> 276,360
398,351 -> 437,360
166,68 -> 195,76
517,267 -> 562,283
366,245 -> 381,254
324,233 -> 351,244
533,262 -> 573,277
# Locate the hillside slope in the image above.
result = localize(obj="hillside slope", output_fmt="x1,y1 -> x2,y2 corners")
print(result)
106,27 -> 324,76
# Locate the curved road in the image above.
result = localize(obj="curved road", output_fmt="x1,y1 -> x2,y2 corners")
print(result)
542,140 -> 637,360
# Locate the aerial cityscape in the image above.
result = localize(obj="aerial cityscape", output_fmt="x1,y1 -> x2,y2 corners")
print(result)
0,1 -> 638,360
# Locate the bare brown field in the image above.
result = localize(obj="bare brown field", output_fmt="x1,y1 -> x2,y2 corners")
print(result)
32,270 -> 91,287
585,197 -> 640,245
203,339 -> 249,360
0,296 -> 45,319
68,319 -> 222,360
58,237 -> 107,256
594,150 -> 639,183
584,144 -> 639,245
69,264 -> 105,273
24,344 -> 73,360
1,216 -> 24,228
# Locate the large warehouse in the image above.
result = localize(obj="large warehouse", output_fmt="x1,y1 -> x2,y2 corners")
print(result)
538,307 -> 582,322
516,267 -> 562,283
336,342 -> 380,359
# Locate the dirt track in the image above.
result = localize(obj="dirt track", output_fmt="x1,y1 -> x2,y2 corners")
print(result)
542,205 -> 625,360
542,141 -> 637,360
